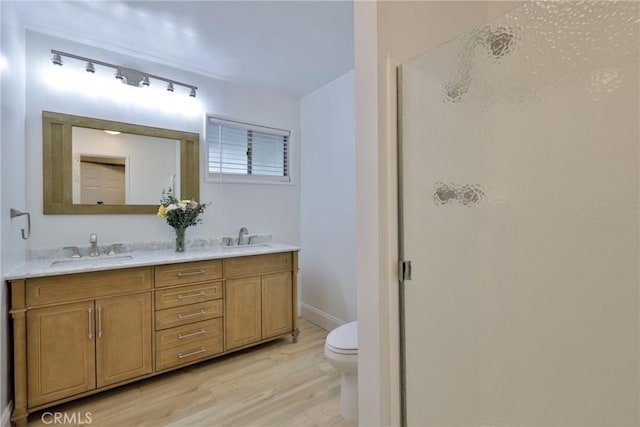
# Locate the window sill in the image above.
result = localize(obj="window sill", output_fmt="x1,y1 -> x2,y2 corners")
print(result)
205,173 -> 294,186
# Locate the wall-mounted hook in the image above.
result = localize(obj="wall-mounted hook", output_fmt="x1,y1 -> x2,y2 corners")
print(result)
10,209 -> 31,240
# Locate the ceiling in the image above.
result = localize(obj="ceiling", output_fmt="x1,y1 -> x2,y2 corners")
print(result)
12,0 -> 355,97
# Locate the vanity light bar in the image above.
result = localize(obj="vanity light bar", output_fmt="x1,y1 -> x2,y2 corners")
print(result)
50,49 -> 198,97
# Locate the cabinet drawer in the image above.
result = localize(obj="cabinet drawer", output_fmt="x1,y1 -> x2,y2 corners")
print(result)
155,260 -> 223,288
224,252 -> 292,278
156,335 -> 223,371
155,318 -> 222,352
155,300 -> 222,331
26,267 -> 152,306
155,282 -> 222,310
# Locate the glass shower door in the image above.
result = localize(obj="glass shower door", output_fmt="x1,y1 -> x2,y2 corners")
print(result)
398,2 -> 639,425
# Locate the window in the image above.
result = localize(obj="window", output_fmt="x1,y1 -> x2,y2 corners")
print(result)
206,116 -> 290,183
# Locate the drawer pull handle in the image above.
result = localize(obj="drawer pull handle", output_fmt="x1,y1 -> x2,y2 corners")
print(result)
178,347 -> 206,359
178,328 -> 206,339
87,307 -> 93,340
177,291 -> 206,300
97,306 -> 103,338
177,309 -> 206,320
176,270 -> 206,277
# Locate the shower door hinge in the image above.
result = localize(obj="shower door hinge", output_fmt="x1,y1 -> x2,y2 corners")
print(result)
399,260 -> 412,281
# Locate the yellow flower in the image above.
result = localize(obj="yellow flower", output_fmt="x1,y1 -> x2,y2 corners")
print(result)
157,205 -> 167,218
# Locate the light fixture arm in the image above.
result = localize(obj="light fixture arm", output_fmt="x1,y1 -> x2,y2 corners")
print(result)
50,49 -> 197,94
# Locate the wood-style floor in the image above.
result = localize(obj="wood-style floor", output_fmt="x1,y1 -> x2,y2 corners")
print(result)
27,319 -> 355,427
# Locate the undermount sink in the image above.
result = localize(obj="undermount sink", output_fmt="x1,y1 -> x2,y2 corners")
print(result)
50,255 -> 133,266
222,243 -> 272,250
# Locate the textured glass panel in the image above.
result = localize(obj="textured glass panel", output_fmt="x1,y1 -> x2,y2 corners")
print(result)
400,1 -> 639,425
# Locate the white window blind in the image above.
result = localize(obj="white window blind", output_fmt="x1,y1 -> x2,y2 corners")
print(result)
207,116 -> 290,182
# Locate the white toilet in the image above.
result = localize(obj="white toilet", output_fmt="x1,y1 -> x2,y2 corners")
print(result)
324,321 -> 358,423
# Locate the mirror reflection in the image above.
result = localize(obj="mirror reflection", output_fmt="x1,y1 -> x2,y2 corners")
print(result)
71,127 -> 180,205
43,111 -> 200,215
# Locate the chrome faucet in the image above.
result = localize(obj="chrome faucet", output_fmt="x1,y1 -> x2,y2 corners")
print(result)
238,227 -> 248,245
89,233 -> 99,257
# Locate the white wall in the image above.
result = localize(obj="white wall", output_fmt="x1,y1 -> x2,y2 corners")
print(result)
0,1 -> 27,424
25,30 -> 301,251
300,70 -> 356,331
354,1 -> 523,425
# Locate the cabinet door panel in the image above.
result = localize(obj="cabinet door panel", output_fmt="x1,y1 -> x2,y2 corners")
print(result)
262,272 -> 293,339
225,276 -> 261,350
96,293 -> 152,387
27,301 -> 96,407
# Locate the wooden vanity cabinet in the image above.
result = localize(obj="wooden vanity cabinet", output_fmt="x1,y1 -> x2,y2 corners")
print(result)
8,251 -> 298,427
22,268 -> 153,408
154,259 -> 224,371
27,294 -> 152,407
224,252 -> 295,350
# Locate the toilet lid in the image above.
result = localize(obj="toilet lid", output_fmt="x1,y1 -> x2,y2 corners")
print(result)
327,321 -> 358,354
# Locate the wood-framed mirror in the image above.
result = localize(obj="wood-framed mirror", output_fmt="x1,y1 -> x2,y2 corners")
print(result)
43,111 -> 200,214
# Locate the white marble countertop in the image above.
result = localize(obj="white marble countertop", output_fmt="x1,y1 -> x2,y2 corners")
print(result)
5,242 -> 300,280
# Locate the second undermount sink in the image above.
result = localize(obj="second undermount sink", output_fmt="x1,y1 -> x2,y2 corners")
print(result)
50,255 -> 133,266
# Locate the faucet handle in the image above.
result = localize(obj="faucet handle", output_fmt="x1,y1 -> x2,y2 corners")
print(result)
63,246 -> 81,258
107,243 -> 124,256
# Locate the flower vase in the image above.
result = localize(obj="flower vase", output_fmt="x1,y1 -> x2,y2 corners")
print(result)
174,227 -> 186,252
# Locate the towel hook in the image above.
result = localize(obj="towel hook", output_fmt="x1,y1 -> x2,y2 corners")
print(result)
10,209 -> 31,240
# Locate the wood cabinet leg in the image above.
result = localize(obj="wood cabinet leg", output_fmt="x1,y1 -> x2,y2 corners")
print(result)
291,251 -> 299,344
10,280 -> 28,427
11,408 -> 28,427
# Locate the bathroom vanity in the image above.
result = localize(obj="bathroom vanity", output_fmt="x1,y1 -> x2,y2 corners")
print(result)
5,244 -> 299,427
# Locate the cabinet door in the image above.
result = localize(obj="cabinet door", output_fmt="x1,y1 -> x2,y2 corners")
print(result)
27,301 -> 96,407
96,293 -> 152,387
225,276 -> 261,350
261,272 -> 293,339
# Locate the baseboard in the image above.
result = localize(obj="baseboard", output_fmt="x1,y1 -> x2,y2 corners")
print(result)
300,303 -> 346,332
2,401 -> 13,427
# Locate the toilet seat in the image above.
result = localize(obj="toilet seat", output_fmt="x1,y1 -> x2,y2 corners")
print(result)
326,321 -> 358,355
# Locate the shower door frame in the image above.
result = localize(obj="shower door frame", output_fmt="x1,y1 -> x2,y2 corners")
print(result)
396,64 -> 409,427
